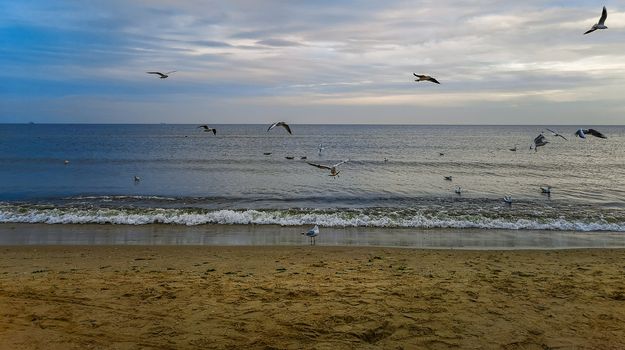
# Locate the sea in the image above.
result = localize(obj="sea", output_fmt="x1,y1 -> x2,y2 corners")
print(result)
1,124 -> 624,232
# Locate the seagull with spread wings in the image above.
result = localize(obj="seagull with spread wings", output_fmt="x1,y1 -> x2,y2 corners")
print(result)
146,70 -> 177,79
307,159 -> 349,177
197,125 -> 216,135
413,73 -> 440,84
531,134 -> 549,152
575,128 -> 607,139
584,6 -> 608,35
267,121 -> 292,134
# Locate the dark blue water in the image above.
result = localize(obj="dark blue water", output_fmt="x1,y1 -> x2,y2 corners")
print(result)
1,124 -> 624,230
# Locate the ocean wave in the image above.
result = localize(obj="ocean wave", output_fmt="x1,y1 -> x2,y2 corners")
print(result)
0,205 -> 624,231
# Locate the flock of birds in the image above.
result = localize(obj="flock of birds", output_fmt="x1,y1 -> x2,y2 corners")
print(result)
136,7 -> 614,244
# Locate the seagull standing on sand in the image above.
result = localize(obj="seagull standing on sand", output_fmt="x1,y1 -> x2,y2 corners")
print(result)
584,6 -> 608,35
146,71 -> 177,79
267,122 -> 292,134
302,225 -> 319,245
454,186 -> 463,195
413,73 -> 440,84
545,128 -> 568,141
197,125 -> 217,135
531,134 -> 549,152
307,160 -> 349,177
318,143 -> 324,154
575,128 -> 607,139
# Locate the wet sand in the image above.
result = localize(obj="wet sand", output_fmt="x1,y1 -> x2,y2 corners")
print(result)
1,246 -> 624,349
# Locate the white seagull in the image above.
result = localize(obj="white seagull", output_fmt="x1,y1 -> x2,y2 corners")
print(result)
267,121 -> 292,134
584,6 -> 608,35
318,143 -> 324,154
454,186 -> 463,195
197,125 -> 217,135
301,225 -> 319,245
531,134 -> 549,152
146,70 -> 177,79
307,160 -> 349,177
503,196 -> 512,205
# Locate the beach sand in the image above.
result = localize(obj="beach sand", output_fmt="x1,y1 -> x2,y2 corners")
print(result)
0,246 -> 624,349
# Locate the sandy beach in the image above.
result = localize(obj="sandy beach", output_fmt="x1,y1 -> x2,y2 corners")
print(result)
0,246 -> 624,349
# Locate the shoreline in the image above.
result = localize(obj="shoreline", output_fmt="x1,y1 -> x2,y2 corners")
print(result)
1,223 -> 624,249
1,246 -> 624,349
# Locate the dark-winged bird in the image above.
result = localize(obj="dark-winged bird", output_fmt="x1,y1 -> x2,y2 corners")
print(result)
413,73 -> 440,84
146,70 -> 177,79
197,125 -> 216,135
267,121 -> 292,134
584,6 -> 608,34
575,128 -> 606,139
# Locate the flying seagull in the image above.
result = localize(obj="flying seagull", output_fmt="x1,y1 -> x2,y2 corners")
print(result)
413,73 -> 440,84
267,121 -> 292,134
197,125 -> 216,135
307,159 -> 349,177
146,70 -> 177,79
545,128 -> 568,141
531,134 -> 549,152
575,128 -> 607,139
584,6 -> 608,35
301,225 -> 319,245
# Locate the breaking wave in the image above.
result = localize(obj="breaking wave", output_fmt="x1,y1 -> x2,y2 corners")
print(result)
1,204 -> 624,232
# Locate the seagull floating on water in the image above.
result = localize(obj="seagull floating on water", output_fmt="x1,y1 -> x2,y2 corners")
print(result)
300,156 -> 307,160
444,176 -> 453,181
197,125 -> 216,135
509,145 -> 518,152
541,186 -> 552,195
545,128 -> 568,141
285,156 -> 294,160
454,186 -> 463,195
267,121 -> 292,134
307,160 -> 349,177
503,196 -> 512,205
263,152 -> 272,155
575,128 -> 607,139
301,225 -> 319,245
584,6 -> 608,35
413,73 -> 440,84
134,176 -> 141,182
64,160 -> 70,165
146,70 -> 177,79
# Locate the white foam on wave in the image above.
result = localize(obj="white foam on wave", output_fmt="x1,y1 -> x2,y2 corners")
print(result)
1,206 -> 624,231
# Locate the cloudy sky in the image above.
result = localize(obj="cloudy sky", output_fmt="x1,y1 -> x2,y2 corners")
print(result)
1,0 -> 625,124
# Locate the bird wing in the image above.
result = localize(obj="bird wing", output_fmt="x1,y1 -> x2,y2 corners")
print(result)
212,129 -> 216,135
586,129 -> 606,138
307,162 -> 332,170
280,122 -> 292,134
413,73 -> 420,78
575,129 -> 586,138
332,159 -> 349,168
165,70 -> 177,75
584,28 -> 596,35
147,72 -> 165,77
599,6 -> 607,25
197,125 -> 208,129
557,134 -> 568,141
533,134 -> 545,143
428,77 -> 441,84
267,122 -> 278,132
545,128 -> 557,135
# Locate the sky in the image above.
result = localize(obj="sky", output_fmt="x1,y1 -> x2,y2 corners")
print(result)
1,0 -> 625,124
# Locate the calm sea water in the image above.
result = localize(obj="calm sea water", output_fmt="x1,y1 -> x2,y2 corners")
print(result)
1,124 -> 624,231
